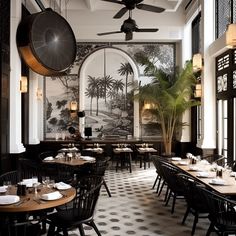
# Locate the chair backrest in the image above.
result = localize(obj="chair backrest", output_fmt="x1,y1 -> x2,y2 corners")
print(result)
73,175 -> 103,220
176,173 -> 208,212
197,185 -> 236,226
0,170 -> 19,185
151,155 -> 169,178
202,154 -> 226,166
38,151 -> 55,161
161,162 -> 183,193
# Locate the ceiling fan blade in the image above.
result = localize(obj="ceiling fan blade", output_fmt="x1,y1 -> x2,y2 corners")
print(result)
97,31 -> 123,36
113,7 -> 128,18
125,31 -> 133,41
101,0 -> 123,5
136,4 -> 165,13
135,28 -> 159,32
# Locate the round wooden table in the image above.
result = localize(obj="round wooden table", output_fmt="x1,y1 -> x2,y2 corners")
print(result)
0,185 -> 76,212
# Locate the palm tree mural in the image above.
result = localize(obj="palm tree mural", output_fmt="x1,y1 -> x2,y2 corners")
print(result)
85,87 -> 96,115
117,62 -> 133,110
87,75 -> 101,116
113,79 -> 124,99
100,75 -> 114,103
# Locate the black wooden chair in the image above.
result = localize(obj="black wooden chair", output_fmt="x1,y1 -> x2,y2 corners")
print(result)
151,155 -> 169,195
46,175 -> 103,236
176,173 -> 209,235
161,162 -> 185,214
196,186 -> 236,236
0,170 -> 19,186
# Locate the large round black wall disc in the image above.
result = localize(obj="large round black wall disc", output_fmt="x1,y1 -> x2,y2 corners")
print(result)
16,8 -> 77,76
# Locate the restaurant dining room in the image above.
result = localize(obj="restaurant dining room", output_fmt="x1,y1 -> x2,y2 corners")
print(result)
1,0 -> 236,235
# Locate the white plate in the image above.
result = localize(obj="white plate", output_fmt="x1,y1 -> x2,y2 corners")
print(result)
209,180 -> 226,186
196,172 -> 210,178
178,161 -> 188,165
0,195 -> 20,205
54,182 -> 71,190
40,191 -> 63,201
188,166 -> 200,171
0,186 -> 7,193
171,157 -> 182,161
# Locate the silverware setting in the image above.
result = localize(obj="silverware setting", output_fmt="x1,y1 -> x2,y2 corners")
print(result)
14,197 -> 30,206
33,197 -> 45,204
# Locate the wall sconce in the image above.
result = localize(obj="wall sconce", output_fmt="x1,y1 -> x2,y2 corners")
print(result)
144,103 -> 151,110
192,53 -> 203,72
194,83 -> 202,98
226,23 -> 236,48
36,88 -> 43,100
20,76 -> 28,93
70,101 -> 78,112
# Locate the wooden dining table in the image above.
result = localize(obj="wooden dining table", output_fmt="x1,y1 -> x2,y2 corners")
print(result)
43,156 -> 95,167
137,147 -> 158,169
171,159 -> 236,196
0,184 -> 76,213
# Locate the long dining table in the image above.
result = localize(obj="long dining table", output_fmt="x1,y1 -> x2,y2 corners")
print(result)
171,158 -> 236,196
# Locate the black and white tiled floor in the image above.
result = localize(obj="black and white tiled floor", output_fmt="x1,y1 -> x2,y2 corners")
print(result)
54,161 -> 214,236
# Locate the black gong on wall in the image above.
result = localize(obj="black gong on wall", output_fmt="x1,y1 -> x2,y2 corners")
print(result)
16,8 -> 76,76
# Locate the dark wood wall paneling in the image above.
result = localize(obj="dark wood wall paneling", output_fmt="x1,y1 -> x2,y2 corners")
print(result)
0,0 -> 11,173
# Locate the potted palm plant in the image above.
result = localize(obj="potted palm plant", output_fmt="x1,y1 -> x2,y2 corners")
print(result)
134,60 -> 200,156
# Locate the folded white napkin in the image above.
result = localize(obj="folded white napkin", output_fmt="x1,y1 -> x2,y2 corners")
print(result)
44,156 -> 54,161
80,156 -> 95,161
196,171 -> 209,177
210,178 -> 225,185
200,160 -> 210,165
0,195 -> 20,205
0,186 -> 7,193
41,191 -> 62,200
22,178 -> 39,188
171,157 -> 182,161
54,182 -> 71,190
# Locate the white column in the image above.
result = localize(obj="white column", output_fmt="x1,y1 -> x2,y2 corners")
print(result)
29,71 -> 43,144
10,0 -> 25,153
38,76 -> 44,141
179,22 -> 192,142
198,0 -> 216,149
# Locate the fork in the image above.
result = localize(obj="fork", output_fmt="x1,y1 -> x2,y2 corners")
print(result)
14,197 -> 30,206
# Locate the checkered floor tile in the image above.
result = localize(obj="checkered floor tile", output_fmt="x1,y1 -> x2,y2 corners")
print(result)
44,161 -> 216,236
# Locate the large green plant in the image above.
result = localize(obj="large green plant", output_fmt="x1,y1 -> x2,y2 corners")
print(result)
135,60 -> 200,156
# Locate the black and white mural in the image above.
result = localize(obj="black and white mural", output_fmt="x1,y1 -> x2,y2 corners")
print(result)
45,43 -> 175,140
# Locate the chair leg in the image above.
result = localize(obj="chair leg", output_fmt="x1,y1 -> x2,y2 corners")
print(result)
152,175 -> 158,189
62,229 -> 69,236
191,213 -> 198,235
165,191 -> 172,206
103,179 -> 112,197
158,181 -> 166,196
78,224 -> 85,236
206,222 -> 214,236
90,221 -> 102,236
182,206 -> 190,225
171,194 -> 176,214
47,225 -> 56,236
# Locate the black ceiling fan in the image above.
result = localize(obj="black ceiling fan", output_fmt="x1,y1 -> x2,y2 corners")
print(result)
101,0 -> 165,18
97,11 -> 158,41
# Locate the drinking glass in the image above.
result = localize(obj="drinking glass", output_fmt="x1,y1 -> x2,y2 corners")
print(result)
42,176 -> 50,187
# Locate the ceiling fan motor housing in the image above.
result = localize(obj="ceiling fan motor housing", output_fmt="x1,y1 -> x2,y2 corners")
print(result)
16,8 -> 77,76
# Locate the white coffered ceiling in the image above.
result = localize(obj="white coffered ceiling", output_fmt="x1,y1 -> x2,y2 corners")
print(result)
29,0 -> 191,42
